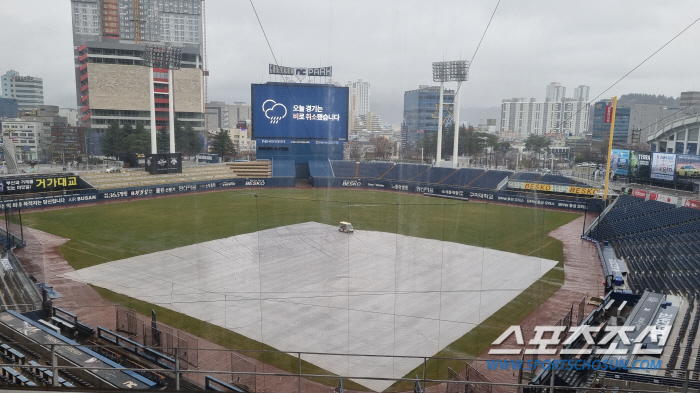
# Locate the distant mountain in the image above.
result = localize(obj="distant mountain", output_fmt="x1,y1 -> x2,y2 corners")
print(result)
617,93 -> 679,108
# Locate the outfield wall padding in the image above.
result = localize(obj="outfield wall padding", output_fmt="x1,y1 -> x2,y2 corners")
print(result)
311,176 -> 604,211
0,177 -> 295,210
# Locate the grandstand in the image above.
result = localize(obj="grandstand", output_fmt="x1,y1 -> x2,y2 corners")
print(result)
330,160 -> 357,177
589,194 -> 700,295
356,161 -> 393,178
80,162 -> 272,190
467,170 -> 512,189
440,168 -> 485,186
379,163 -> 429,181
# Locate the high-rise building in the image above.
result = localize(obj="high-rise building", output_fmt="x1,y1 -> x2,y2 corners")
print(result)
1,70 -> 44,111
402,86 -> 454,149
545,82 -> 565,102
70,0 -> 205,151
591,100 -> 631,144
348,79 -> 370,116
573,85 -> 590,101
500,98 -> 588,136
0,98 -> 19,118
1,119 -> 43,162
206,101 -> 251,133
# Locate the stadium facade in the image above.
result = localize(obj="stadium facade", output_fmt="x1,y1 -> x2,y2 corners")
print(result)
70,0 -> 205,139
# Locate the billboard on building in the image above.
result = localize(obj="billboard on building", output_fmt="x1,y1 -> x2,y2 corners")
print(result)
610,149 -> 630,176
675,154 -> 700,179
629,151 -> 651,178
650,152 -> 677,181
251,83 -> 349,140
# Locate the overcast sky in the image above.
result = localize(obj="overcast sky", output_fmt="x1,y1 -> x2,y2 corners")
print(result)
2,1 -> 699,124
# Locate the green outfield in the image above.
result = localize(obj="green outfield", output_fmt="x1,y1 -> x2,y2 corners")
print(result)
21,188 -> 580,390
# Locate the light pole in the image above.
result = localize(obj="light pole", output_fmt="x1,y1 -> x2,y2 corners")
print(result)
432,60 -> 469,168
141,44 -> 182,154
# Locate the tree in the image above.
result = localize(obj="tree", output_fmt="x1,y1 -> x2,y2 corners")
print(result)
183,122 -> 202,156
210,129 -> 236,161
370,136 -> 393,160
125,122 -> 150,154
101,121 -> 126,157
156,125 -> 170,153
524,134 -> 551,168
346,141 -> 363,161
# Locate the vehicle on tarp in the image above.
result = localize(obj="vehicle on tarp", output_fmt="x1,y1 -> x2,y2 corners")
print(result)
338,221 -> 354,233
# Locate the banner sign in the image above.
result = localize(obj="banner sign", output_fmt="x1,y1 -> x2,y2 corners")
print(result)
508,181 -> 598,195
1,176 -> 80,195
604,101 -> 613,123
683,198 -> 700,209
631,189 -> 647,199
650,152 -> 677,181
629,151 -> 651,178
675,154 -> 700,179
145,153 -> 182,175
316,177 -> 597,211
0,177 -> 295,211
269,64 -> 332,77
649,192 -> 678,205
610,149 -> 630,176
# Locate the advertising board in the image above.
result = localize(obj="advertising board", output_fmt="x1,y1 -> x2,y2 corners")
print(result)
610,149 -> 630,176
251,83 -> 349,140
675,154 -> 700,179
1,176 -> 81,195
650,152 -> 677,181
629,151 -> 651,178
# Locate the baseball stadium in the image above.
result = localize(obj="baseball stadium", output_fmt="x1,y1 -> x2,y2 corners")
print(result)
2,2 -> 700,393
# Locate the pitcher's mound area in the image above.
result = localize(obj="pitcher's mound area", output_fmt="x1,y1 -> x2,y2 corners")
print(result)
64,222 -> 556,391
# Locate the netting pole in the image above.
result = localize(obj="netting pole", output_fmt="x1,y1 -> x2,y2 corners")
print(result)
297,352 -> 301,393
175,347 -> 180,390
51,344 -> 59,387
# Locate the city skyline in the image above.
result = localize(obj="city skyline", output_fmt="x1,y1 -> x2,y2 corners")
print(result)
2,1 -> 699,125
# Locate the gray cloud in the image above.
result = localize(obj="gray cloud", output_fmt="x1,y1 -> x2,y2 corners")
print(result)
2,1 -> 698,125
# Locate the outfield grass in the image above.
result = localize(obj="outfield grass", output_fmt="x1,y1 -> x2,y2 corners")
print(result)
21,188 -> 579,389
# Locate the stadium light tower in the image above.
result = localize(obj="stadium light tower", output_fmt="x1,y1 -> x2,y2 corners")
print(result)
141,44 -> 182,154
432,60 -> 469,168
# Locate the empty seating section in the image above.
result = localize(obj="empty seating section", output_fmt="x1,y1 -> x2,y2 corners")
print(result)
330,161 -> 358,177
440,168 -> 484,186
271,160 -> 296,177
411,167 -> 457,184
81,162 -> 273,190
539,174 -> 576,185
510,172 -> 540,181
468,170 -> 512,189
598,194 -> 700,295
357,162 -> 394,178
308,160 -> 333,177
380,163 -> 429,181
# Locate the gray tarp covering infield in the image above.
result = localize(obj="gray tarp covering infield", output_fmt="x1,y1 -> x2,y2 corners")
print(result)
64,222 -> 557,391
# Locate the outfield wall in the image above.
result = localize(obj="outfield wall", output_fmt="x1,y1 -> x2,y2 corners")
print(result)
311,177 -> 604,211
0,177 -> 295,210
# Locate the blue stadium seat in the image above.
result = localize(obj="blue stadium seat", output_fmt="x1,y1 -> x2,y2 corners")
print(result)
308,160 -> 333,177
330,161 -> 357,177
357,162 -> 394,178
380,163 -> 429,181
